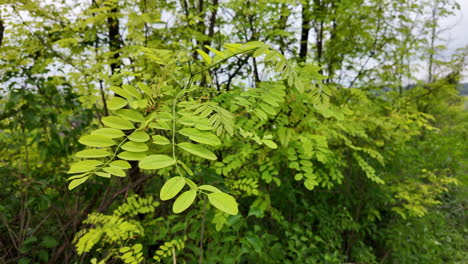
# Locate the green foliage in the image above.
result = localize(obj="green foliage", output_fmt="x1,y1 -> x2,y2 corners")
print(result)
1,0 -> 467,263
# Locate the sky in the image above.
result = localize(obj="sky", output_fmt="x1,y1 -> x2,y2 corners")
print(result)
440,0 -> 468,81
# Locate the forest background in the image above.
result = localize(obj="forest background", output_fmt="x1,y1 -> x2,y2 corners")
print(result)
0,0 -> 467,263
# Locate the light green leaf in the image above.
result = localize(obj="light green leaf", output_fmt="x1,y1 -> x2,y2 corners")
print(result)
173,190 -> 197,213
122,84 -> 141,98
103,167 -> 126,177
67,173 -> 88,180
91,128 -> 125,138
95,172 -> 111,178
304,179 -> 317,190
149,120 -> 171,130
121,141 -> 148,152
199,185 -> 222,193
259,103 -> 276,115
153,135 -> 171,145
262,139 -> 277,149
79,135 -> 116,147
118,151 -> 147,161
75,149 -> 111,158
110,160 -> 131,169
207,192 -> 238,215
184,177 -> 198,189
196,49 -> 212,64
178,128 -> 221,146
68,160 -> 103,174
102,116 -> 134,130
139,155 -> 176,170
137,82 -> 152,96
107,97 -> 128,110
177,160 -> 194,176
160,176 -> 186,201
177,143 -> 217,160
128,131 -> 150,142
109,86 -> 132,100
68,176 -> 89,190
116,109 -> 146,122
205,46 -> 226,59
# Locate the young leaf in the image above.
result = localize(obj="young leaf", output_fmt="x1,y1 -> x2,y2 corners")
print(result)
178,128 -> 221,146
75,149 -> 111,158
68,176 -> 89,190
207,192 -> 238,215
116,109 -> 146,122
121,141 -> 148,152
103,167 -> 126,177
160,176 -> 186,201
173,190 -> 197,213
196,49 -> 212,65
118,151 -> 147,161
136,82 -> 152,96
107,97 -> 128,110
261,139 -> 278,149
199,185 -> 222,193
102,116 -> 134,130
177,160 -> 194,176
79,135 -> 116,147
153,135 -> 171,145
109,86 -> 132,100
109,160 -> 131,169
128,131 -> 150,142
177,143 -> 217,160
122,84 -> 141,98
91,128 -> 125,138
139,155 -> 176,170
95,172 -> 111,178
68,160 -> 103,174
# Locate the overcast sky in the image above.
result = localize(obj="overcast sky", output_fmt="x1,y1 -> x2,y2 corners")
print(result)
440,0 -> 468,81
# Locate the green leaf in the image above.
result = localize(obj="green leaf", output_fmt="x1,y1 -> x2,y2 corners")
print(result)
177,143 -> 217,160
153,135 -> 171,145
262,139 -> 277,149
91,128 -> 125,138
68,160 -> 102,174
173,190 -> 197,213
178,128 -> 221,146
139,155 -> 176,170
196,49 -> 212,64
160,176 -> 186,201
68,176 -> 89,190
259,103 -> 276,115
103,167 -> 126,177
109,160 -> 131,169
122,84 -> 141,98
115,109 -> 146,122
109,86 -> 132,100
128,131 -> 150,142
107,97 -> 128,110
137,82 -> 152,96
40,236 -> 59,249
95,172 -> 111,178
75,149 -> 111,158
177,160 -> 194,176
304,179 -> 317,190
121,141 -> 148,152
207,192 -> 238,215
102,116 -> 134,130
118,151 -> 147,160
79,135 -> 116,147
199,185 -> 222,193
